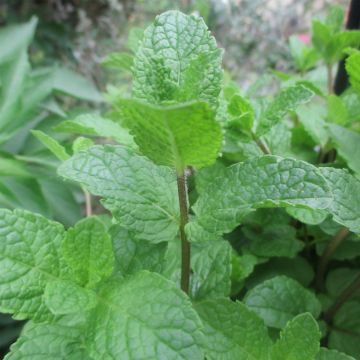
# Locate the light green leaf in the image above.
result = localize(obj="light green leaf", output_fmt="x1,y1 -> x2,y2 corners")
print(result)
44,280 -> 97,315
193,156 -> 332,234
54,113 -> 136,148
328,124 -> 360,175
0,209 -> 68,321
271,313 -> 320,360
191,240 -> 232,300
346,51 -> 360,95
72,136 -> 94,153
195,299 -> 272,360
227,94 -> 254,132
52,67 -> 103,102
101,52 -> 133,72
58,145 -> 179,243
256,85 -> 314,136
132,10 -> 222,107
329,301 -> 360,359
195,161 -> 227,195
317,347 -> 356,360
87,271 -> 204,359
320,167 -> 360,233
110,225 -> 166,275
289,35 -> 319,72
114,99 -> 222,170
0,157 -> 32,178
328,95 -> 348,125
4,316 -> 91,360
325,6 -> 344,34
127,27 -> 144,53
244,275 -> 321,329
286,207 -> 327,225
62,217 -> 114,288
31,130 -> 70,161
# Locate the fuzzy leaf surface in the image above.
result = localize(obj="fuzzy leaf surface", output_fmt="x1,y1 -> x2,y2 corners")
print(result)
132,10 -> 222,108
58,145 -> 179,243
62,217 -> 114,288
0,209 -> 68,321
244,276 -> 321,329
193,156 -> 332,234
114,99 -> 222,170
195,299 -> 272,360
87,271 -> 204,360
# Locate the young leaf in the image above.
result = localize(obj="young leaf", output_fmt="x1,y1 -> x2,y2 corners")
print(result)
346,51 -> 360,95
31,130 -> 70,161
193,156 -> 332,234
72,136 -> 94,153
0,209 -> 68,321
289,35 -> 319,72
227,94 -> 254,132
61,217 -> 114,288
195,299 -> 272,360
101,52 -> 133,72
327,95 -> 348,125
271,313 -> 321,360
256,85 -> 314,136
132,10 -> 222,107
328,124 -> 360,176
244,276 -> 321,329
58,145 -> 180,243
44,280 -> 97,315
110,225 -> 167,275
320,167 -> 360,234
4,316 -> 91,360
114,99 -> 222,170
53,113 -> 136,148
87,271 -> 204,359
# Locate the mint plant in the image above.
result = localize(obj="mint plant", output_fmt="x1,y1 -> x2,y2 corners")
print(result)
1,8 -> 360,360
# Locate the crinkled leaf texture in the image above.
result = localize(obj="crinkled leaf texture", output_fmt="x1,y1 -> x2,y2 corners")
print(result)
132,10 -> 222,108
244,276 -> 321,329
195,299 -> 272,360
114,99 -> 222,170
87,271 -> 205,360
5,316 -> 91,360
271,313 -> 320,360
346,51 -> 360,95
320,167 -> 360,234
0,209 -> 69,321
193,156 -> 332,234
58,145 -> 179,243
316,348 -> 356,360
62,216 -> 114,288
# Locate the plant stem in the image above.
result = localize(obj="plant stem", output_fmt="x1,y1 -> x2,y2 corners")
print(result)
316,227 -> 350,291
251,132 -> 271,155
327,64 -> 333,94
324,273 -> 360,323
176,172 -> 190,294
84,190 -> 92,217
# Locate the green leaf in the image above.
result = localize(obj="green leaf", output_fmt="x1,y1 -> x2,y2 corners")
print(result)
87,271 -> 204,359
328,95 -> 348,125
44,280 -> 97,315
286,207 -> 327,225
325,6 -> 344,34
31,130 -> 70,161
61,217 -> 114,288
289,35 -> 319,72
0,156 -> 32,178
227,94 -> 254,132
72,136 -> 94,153
320,167 -> 360,233
346,51 -> 360,95
58,145 -> 180,243
114,99 -> 222,170
101,52 -> 133,72
193,156 -> 332,234
256,85 -> 314,136
271,313 -> 320,360
52,67 -> 103,102
329,301 -> 360,359
0,209 -> 68,321
127,27 -> 144,53
110,225 -> 167,275
195,299 -> 272,360
54,113 -> 136,148
244,275 -> 321,329
316,347 -> 356,360
4,316 -> 91,360
132,10 -> 222,107
326,268 -> 360,301
328,124 -> 360,175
